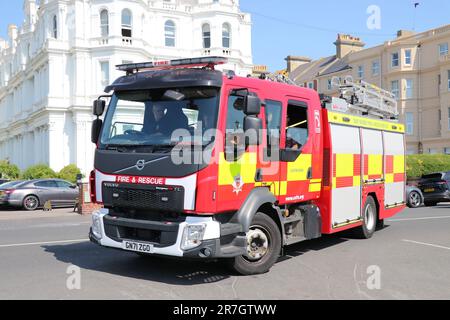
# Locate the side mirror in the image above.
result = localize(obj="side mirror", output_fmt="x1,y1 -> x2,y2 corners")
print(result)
93,100 -> 106,116
243,116 -> 262,146
91,119 -> 103,144
244,95 -> 261,116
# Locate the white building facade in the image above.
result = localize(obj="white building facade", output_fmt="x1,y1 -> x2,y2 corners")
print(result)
0,0 -> 253,176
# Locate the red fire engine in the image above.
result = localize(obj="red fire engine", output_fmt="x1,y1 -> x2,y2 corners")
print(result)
89,57 -> 406,275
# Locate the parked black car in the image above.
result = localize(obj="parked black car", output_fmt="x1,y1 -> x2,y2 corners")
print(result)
406,185 -> 424,208
418,172 -> 450,206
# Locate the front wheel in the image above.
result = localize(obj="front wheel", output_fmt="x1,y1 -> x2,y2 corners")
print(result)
227,213 -> 281,275
354,196 -> 377,239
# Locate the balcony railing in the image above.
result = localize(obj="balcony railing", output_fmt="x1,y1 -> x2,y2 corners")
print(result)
439,53 -> 450,63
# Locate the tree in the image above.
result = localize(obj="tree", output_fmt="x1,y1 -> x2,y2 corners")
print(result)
0,160 -> 20,180
58,164 -> 82,184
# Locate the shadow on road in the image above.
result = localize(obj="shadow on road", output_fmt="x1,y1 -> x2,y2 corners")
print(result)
43,241 -> 232,285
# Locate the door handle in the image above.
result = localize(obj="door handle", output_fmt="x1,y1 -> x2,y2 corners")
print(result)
307,167 -> 313,180
255,169 -> 263,182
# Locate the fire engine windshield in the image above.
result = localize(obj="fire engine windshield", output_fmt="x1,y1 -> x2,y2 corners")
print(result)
99,87 -> 219,150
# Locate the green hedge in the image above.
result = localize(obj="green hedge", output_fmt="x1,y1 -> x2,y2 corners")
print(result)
0,160 -> 20,180
406,155 -> 450,179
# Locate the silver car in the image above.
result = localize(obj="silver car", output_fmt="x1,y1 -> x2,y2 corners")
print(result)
0,179 -> 79,211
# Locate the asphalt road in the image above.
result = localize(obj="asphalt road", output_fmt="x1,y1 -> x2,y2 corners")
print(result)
0,205 -> 449,300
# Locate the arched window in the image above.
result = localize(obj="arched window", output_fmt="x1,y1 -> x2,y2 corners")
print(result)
222,23 -> 231,48
165,20 -> 176,47
100,10 -> 109,37
52,15 -> 58,39
202,23 -> 211,49
121,9 -> 132,38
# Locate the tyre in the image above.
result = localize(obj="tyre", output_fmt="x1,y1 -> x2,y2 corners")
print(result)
354,196 -> 377,239
424,201 -> 438,207
227,212 -> 281,275
23,195 -> 39,211
407,191 -> 422,208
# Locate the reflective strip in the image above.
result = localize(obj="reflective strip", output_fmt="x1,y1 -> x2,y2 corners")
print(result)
287,154 -> 312,181
309,182 -> 322,193
328,111 -> 405,133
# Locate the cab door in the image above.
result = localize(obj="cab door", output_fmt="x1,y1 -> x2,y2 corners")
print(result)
280,98 -> 319,204
216,85 -> 264,212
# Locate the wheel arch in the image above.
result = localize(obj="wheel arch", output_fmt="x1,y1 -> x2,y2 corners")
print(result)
367,192 -> 380,219
231,187 -> 278,233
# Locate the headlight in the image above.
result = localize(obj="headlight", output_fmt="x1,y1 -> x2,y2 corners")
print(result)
181,224 -> 206,251
91,213 -> 103,240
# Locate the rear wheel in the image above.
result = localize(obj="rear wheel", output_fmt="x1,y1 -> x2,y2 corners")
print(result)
407,191 -> 422,208
228,213 -> 281,275
354,196 -> 377,239
23,195 -> 39,211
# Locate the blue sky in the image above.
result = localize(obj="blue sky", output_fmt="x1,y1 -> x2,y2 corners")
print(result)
1,0 -> 449,71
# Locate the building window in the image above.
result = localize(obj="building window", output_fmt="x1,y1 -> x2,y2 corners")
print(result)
327,79 -> 332,90
391,52 -> 399,67
406,112 -> 414,135
100,61 -> 110,87
405,49 -> 412,65
448,70 -> 450,91
121,9 -> 132,38
391,80 -> 399,99
52,15 -> 58,39
100,10 -> 109,37
202,24 -> 211,49
444,147 -> 450,155
439,43 -> 449,56
448,107 -> 450,129
222,23 -> 231,48
405,79 -> 413,99
165,20 -> 176,47
357,65 -> 364,79
308,82 -> 314,89
372,60 -> 380,76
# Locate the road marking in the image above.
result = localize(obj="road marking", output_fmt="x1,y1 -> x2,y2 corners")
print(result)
402,239 -> 450,251
389,216 -> 450,222
0,239 -> 89,248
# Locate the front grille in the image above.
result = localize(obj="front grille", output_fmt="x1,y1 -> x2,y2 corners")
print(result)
103,215 -> 181,247
102,183 -> 185,212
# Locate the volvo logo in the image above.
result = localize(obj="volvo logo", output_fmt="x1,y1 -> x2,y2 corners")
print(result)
136,160 -> 146,171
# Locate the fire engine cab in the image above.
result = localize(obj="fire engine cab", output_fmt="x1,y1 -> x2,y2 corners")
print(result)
89,57 -> 406,275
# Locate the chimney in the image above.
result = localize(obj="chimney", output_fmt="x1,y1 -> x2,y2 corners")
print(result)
8,24 -> 18,47
334,34 -> 365,59
396,30 -> 415,38
285,56 -> 312,73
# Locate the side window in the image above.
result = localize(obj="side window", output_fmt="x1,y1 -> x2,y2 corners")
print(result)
56,181 -> 72,188
285,101 -> 308,150
265,100 -> 282,153
226,95 -> 246,133
224,91 -> 250,162
35,181 -> 57,188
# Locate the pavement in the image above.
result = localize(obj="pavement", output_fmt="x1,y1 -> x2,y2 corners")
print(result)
0,205 -> 449,300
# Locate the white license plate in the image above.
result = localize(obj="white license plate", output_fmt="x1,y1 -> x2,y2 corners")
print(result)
122,240 -> 154,254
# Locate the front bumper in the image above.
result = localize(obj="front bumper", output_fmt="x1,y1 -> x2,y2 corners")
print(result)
89,209 -> 246,259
